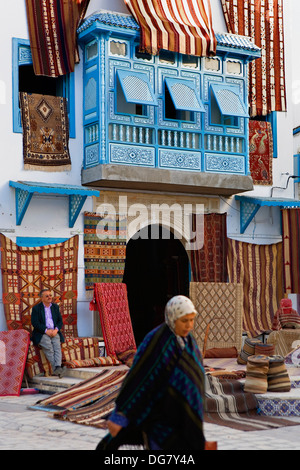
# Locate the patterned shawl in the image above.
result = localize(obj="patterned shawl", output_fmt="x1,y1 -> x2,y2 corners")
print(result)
98,323 -> 205,450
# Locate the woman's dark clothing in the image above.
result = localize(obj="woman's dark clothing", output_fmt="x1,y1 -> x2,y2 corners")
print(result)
97,323 -> 205,451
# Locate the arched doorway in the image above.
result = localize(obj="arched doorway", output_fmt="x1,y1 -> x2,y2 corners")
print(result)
123,224 -> 190,345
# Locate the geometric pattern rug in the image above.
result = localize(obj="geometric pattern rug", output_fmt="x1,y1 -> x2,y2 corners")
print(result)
0,234 -> 79,338
84,212 -> 127,290
19,92 -> 71,171
189,282 -> 243,354
0,330 -> 30,396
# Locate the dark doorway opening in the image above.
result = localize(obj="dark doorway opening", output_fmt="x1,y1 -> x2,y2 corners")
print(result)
123,224 -> 190,345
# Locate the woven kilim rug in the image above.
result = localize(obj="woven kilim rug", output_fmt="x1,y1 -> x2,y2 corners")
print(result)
281,209 -> 300,294
0,330 -> 30,396
0,234 -> 79,338
84,212 -> 127,290
227,239 -> 284,337
190,282 -> 243,354
221,0 -> 286,117
19,92 -> 71,171
90,283 -> 136,358
249,120 -> 273,185
25,0 -> 90,77
204,375 -> 300,431
35,369 -> 128,428
190,213 -> 228,283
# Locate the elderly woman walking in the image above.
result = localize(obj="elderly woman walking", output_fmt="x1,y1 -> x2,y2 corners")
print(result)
97,295 -> 206,451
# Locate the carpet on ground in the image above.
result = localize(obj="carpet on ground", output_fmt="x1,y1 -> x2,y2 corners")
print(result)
35,369 -> 128,428
204,374 -> 299,431
0,330 -> 30,396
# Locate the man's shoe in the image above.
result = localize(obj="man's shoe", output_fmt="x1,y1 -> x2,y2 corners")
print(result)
58,366 -> 67,378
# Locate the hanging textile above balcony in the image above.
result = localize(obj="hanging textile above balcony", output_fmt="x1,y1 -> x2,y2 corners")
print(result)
221,0 -> 286,117
124,0 -> 216,56
25,0 -> 90,77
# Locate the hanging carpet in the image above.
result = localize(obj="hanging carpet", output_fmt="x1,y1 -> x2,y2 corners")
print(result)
25,0 -> 90,77
0,330 -> 30,397
204,375 -> 299,431
190,282 -> 243,354
221,0 -> 286,117
124,0 -> 216,57
0,234 -> 79,338
190,213 -> 228,283
90,283 -> 137,366
249,120 -> 273,185
19,92 -> 71,171
84,212 -> 127,290
281,209 -> 300,294
227,239 -> 284,337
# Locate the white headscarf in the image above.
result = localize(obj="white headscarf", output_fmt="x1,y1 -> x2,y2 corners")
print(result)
164,295 -> 197,348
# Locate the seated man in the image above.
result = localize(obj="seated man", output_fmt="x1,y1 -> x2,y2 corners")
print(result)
31,289 -> 66,377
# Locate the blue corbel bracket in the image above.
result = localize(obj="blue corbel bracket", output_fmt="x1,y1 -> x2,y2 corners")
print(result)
235,195 -> 300,234
236,197 -> 260,234
9,181 -> 100,227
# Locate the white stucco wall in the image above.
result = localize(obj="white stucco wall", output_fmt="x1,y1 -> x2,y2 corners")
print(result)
0,0 -> 298,332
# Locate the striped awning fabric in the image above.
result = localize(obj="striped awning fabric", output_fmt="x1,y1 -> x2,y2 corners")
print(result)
124,0 -> 216,57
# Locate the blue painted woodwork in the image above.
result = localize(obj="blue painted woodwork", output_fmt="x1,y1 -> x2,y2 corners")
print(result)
236,195 -> 300,233
9,181 -> 99,227
77,12 -> 261,175
16,237 -> 68,247
12,38 -> 76,138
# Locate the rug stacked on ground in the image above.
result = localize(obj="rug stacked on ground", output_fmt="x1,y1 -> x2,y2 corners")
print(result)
35,369 -> 128,428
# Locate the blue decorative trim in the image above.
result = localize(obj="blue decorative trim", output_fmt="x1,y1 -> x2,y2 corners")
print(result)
9,181 -> 99,227
16,237 -> 68,247
236,195 -> 300,233
109,143 -> 155,167
159,149 -> 201,170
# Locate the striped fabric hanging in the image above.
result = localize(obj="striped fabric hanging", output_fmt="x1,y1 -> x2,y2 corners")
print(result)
221,0 -> 286,117
25,0 -> 90,77
124,0 -> 216,57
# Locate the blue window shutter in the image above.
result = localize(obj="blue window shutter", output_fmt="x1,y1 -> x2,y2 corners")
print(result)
211,83 -> 249,118
117,69 -> 157,106
165,77 -> 205,112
